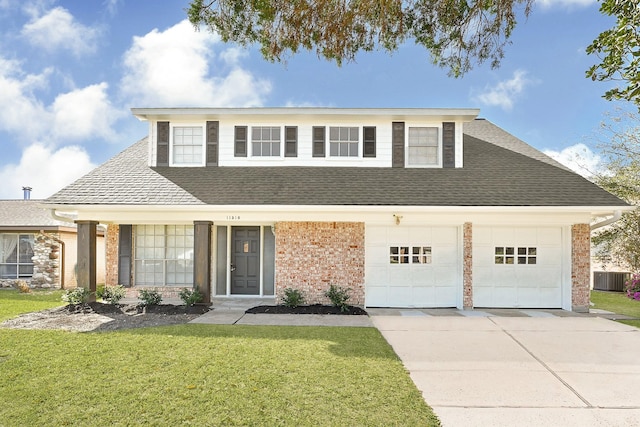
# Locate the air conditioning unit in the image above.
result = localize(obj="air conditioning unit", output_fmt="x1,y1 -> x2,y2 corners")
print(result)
593,272 -> 631,292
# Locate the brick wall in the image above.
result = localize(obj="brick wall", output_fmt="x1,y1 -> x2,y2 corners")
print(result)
275,222 -> 365,305
105,224 -> 119,286
571,223 -> 591,312
463,222 -> 473,309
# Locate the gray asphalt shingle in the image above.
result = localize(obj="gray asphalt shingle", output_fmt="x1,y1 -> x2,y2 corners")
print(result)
45,120 -> 628,208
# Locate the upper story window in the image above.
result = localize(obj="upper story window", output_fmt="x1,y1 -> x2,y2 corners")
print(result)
0,234 -> 34,279
252,126 -> 281,156
408,127 -> 439,166
172,126 -> 204,165
329,126 -> 359,157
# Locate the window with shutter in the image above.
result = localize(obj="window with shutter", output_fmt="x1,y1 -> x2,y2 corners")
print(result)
251,126 -> 281,156
312,126 -> 326,157
235,126 -> 248,157
363,126 -> 376,157
285,126 -> 297,157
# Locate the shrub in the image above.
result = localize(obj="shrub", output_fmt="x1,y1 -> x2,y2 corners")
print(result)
325,284 -> 351,313
138,289 -> 163,306
102,285 -> 126,305
179,288 -> 203,306
282,288 -> 305,308
62,287 -> 91,305
95,284 -> 106,299
16,280 -> 31,293
626,274 -> 640,301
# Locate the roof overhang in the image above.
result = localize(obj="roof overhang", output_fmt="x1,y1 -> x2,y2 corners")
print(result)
131,107 -> 481,123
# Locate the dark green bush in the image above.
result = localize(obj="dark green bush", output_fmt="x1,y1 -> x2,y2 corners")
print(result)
325,284 -> 350,312
282,288 -> 305,308
138,289 -> 163,306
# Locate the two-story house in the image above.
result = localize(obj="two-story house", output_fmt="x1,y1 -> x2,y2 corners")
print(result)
44,108 -> 631,311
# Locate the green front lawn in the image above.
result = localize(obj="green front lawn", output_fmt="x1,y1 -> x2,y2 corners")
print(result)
591,290 -> 640,329
0,291 -> 440,426
0,289 -> 65,321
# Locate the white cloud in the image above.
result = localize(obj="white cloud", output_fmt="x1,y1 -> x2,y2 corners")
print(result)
537,0 -> 595,9
0,57 -> 50,139
21,6 -> 100,56
120,20 -> 271,107
473,70 -> 536,111
0,143 -> 96,199
543,143 -> 602,178
0,56 -> 125,146
52,82 -> 123,141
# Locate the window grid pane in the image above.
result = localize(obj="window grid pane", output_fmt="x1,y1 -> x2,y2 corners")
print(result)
172,126 -> 203,165
0,233 -> 34,279
134,225 -> 194,286
251,126 -> 281,157
408,127 -> 439,165
329,127 -> 359,157
495,246 -> 538,265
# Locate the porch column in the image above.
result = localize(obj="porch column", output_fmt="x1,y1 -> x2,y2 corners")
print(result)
571,224 -> 591,312
76,220 -> 98,302
193,221 -> 213,304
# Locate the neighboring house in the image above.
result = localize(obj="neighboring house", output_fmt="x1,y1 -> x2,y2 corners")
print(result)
44,108 -> 632,311
0,198 -> 106,289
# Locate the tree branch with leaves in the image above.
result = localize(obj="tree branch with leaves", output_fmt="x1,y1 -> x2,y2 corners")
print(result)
187,0 -> 533,77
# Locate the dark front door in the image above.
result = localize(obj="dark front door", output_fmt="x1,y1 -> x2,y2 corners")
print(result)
231,226 -> 260,295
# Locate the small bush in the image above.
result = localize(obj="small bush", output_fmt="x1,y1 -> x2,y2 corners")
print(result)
179,288 -> 203,306
282,288 -> 305,308
138,289 -> 163,306
626,274 -> 640,301
16,280 -> 31,293
62,287 -> 91,305
95,284 -> 106,299
102,285 -> 126,305
325,284 -> 351,313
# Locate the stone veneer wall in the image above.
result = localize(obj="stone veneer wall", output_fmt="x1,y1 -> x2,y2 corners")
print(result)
275,221 -> 365,305
463,222 -> 473,309
105,224 -> 119,286
571,223 -> 591,312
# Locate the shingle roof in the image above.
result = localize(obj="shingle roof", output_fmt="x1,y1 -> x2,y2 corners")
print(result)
0,200 -> 75,227
45,120 -> 628,207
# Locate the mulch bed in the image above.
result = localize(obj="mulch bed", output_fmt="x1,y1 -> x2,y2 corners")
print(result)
246,304 -> 367,315
66,302 -> 209,316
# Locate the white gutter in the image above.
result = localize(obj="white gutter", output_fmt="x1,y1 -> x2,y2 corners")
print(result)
50,209 -> 76,224
591,210 -> 623,231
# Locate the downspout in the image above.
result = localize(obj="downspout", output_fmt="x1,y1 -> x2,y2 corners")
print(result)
39,230 -> 65,289
591,210 -> 623,231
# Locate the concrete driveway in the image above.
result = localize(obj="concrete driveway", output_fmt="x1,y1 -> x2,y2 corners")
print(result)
371,314 -> 640,427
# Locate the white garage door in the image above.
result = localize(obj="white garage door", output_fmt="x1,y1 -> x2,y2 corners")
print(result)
473,227 -> 563,308
365,226 -> 459,307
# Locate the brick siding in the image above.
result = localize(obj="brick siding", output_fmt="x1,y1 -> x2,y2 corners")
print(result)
105,224 -> 119,286
571,223 -> 591,312
275,221 -> 365,305
463,222 -> 473,309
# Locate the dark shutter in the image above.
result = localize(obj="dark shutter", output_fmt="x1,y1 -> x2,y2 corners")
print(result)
157,122 -> 169,166
285,126 -> 297,157
206,121 -> 219,166
392,122 -> 405,168
312,126 -> 325,157
363,126 -> 376,158
234,126 -> 247,157
118,225 -> 132,287
443,122 -> 455,168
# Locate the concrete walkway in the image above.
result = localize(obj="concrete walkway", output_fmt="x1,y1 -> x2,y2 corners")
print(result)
372,314 -> 640,427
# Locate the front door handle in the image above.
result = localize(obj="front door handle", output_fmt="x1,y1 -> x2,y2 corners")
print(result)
230,263 -> 236,272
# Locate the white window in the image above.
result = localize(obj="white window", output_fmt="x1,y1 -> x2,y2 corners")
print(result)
329,126 -> 359,157
0,234 -> 34,278
494,247 -> 537,265
390,246 -> 432,264
172,126 -> 203,165
252,126 -> 281,156
134,225 -> 194,286
408,127 -> 439,166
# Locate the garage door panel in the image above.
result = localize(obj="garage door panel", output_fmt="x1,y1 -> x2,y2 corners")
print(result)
473,226 -> 563,308
365,225 -> 459,308
366,286 -> 387,307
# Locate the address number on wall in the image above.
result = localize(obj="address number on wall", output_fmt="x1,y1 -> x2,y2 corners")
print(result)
226,215 -> 241,220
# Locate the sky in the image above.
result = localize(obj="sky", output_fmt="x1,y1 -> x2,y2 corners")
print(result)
0,0 -> 634,199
